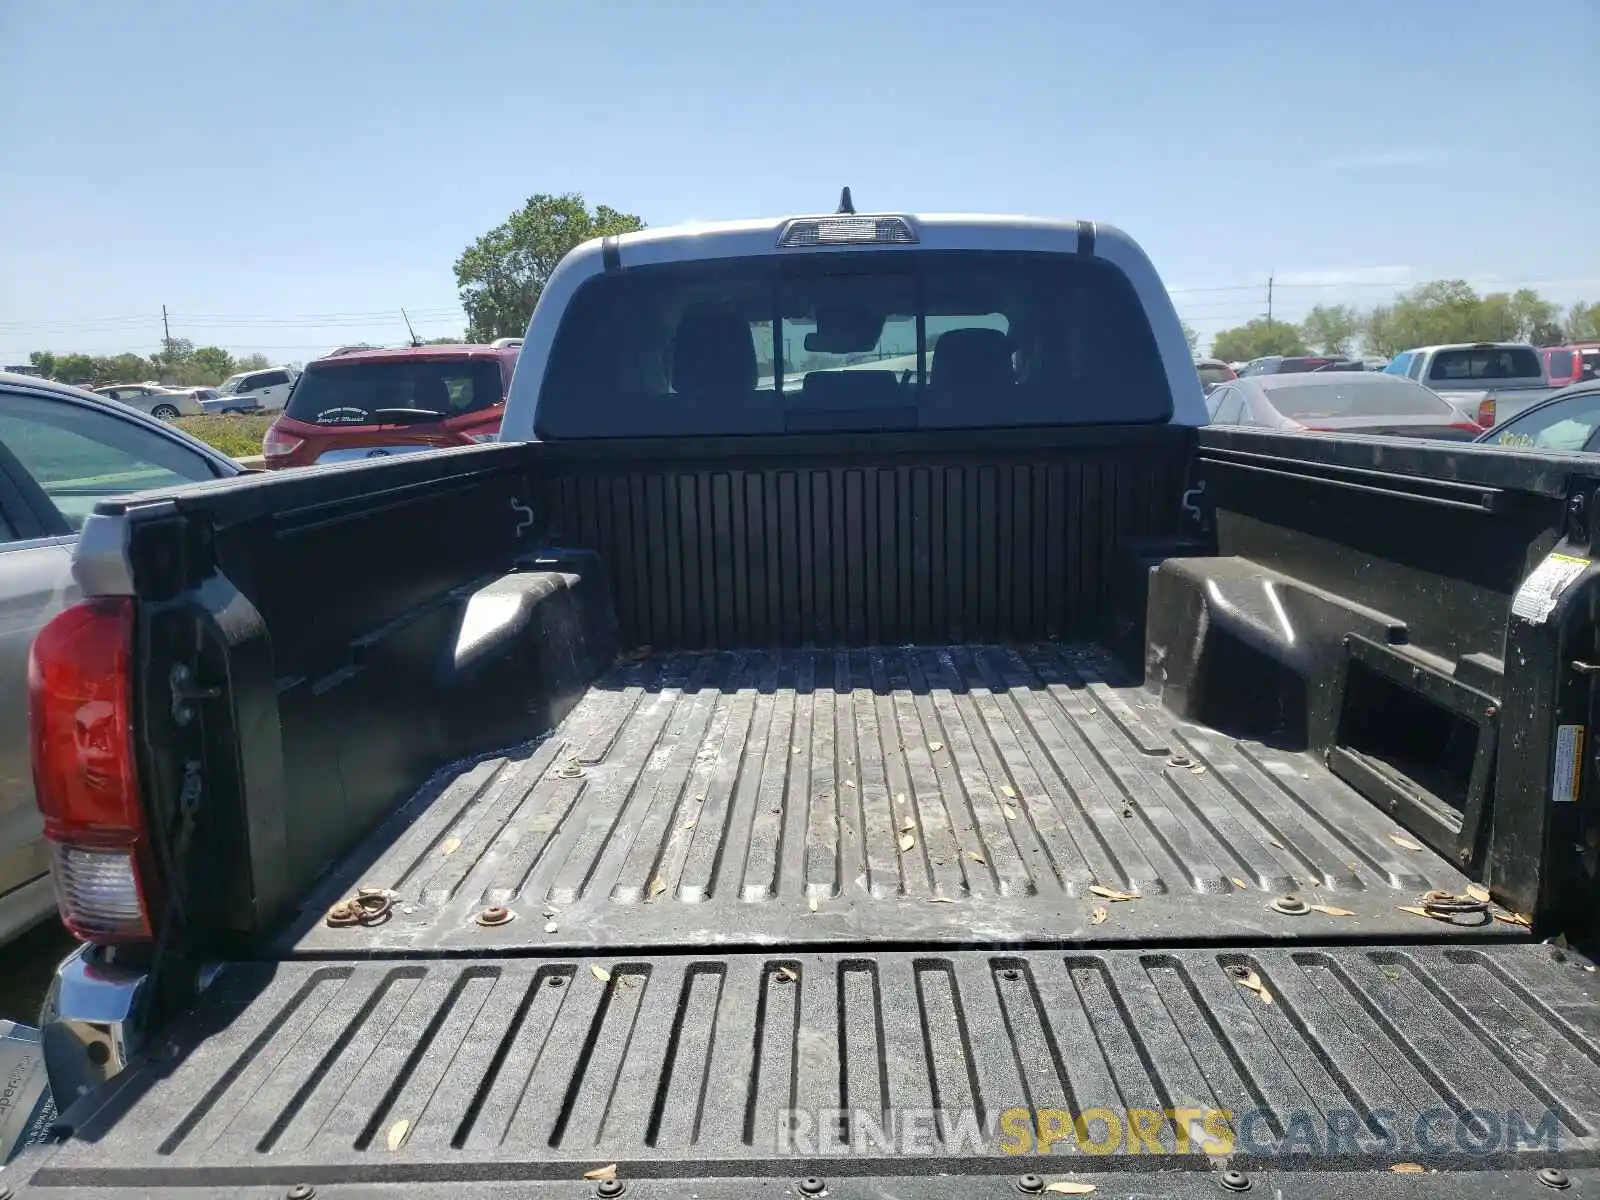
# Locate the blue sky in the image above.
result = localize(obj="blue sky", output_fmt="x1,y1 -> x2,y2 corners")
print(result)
1,0 -> 1595,363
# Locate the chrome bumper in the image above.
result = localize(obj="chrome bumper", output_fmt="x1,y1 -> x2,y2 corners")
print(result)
39,945 -> 148,1109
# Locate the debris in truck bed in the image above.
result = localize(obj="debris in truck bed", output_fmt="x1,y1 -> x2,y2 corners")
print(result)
288,646 -> 1506,954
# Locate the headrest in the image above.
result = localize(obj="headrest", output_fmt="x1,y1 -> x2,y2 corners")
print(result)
672,305 -> 757,394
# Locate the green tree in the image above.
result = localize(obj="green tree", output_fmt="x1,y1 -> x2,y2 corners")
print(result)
28,351 -> 56,378
186,345 -> 236,384
50,353 -> 99,385
1565,301 -> 1600,343
234,353 -> 272,372
1210,318 -> 1308,362
454,193 -> 645,342
1180,319 -> 1199,354
101,352 -> 155,382
423,335 -> 463,345
1300,304 -> 1360,356
150,337 -> 194,380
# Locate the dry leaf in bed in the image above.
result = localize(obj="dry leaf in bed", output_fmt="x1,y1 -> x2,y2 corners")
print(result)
647,876 -> 666,899
1266,838 -> 1283,848
1390,1163 -> 1424,1174
966,851 -> 987,865
900,817 -> 917,833
927,741 -> 945,752
1001,785 -> 1017,798
1089,905 -> 1109,926
1492,908 -> 1532,927
1231,877 -> 1249,890
386,1118 -> 410,1151
1090,884 -> 1139,902
1309,904 -> 1355,917
591,964 -> 612,982
1044,1184 -> 1096,1195
1189,765 -> 1207,776
843,779 -> 857,788
544,922 -> 559,934
1233,968 -> 1274,1004
1389,834 -> 1424,851
583,1165 -> 618,1181
1003,804 -> 1019,820
928,896 -> 955,903
438,836 -> 461,856
898,833 -> 917,853
683,819 -> 697,830
775,966 -> 798,981
1466,884 -> 1491,903
807,895 -> 819,912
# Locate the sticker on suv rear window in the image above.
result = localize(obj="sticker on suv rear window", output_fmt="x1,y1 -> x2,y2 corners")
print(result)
1511,552 -> 1590,624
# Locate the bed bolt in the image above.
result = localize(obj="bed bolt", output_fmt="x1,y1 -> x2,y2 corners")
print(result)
1014,1174 -> 1044,1194
596,1179 -> 626,1198
1537,1167 -> 1571,1190
799,1177 -> 828,1196
286,1186 -> 316,1200
1485,705 -> 1497,718
1220,1169 -> 1252,1192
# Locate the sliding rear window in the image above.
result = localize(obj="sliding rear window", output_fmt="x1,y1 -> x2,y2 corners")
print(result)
1427,346 -> 1543,383
286,358 -> 505,426
536,250 -> 1172,437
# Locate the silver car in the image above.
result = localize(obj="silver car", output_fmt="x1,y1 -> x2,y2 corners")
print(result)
89,383 -> 204,420
0,373 -> 239,944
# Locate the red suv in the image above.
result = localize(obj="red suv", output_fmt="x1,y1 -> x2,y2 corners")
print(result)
1543,344 -> 1600,389
262,343 -> 519,469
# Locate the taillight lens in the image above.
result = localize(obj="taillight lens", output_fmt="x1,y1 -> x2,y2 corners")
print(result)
28,598 -> 154,942
1477,397 -> 1496,428
262,421 -> 304,459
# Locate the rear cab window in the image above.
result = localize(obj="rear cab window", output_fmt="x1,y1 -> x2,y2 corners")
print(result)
536,250 -> 1172,437
286,358 -> 506,426
1427,346 -> 1543,382
1546,349 -> 1575,380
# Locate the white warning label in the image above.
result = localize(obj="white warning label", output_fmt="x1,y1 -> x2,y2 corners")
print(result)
1551,723 -> 1584,804
1511,552 -> 1590,625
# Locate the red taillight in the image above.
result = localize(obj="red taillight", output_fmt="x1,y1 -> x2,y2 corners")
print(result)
1477,397 -> 1496,428
262,420 -> 305,459
1452,421 -> 1488,435
28,598 -> 154,942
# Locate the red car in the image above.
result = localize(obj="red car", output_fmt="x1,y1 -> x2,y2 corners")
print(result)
262,343 -> 520,468
1542,344 -> 1600,389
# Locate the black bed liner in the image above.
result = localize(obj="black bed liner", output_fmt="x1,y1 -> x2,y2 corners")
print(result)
21,943 -> 1598,1195
286,645 -> 1501,954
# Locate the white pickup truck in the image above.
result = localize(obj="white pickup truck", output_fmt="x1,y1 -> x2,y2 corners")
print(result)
1384,341 -> 1557,428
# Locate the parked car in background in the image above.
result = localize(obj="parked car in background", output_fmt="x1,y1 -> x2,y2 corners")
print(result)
89,383 -> 203,419
1206,370 -> 1483,438
1476,379 -> 1600,452
1384,342 -> 1555,428
261,342 -> 519,468
214,366 -> 298,411
1238,354 -> 1353,376
1542,344 -> 1600,389
0,373 -> 239,945
1194,357 -> 1235,394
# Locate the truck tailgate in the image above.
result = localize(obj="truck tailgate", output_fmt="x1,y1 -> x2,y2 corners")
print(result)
284,645 -> 1504,954
16,943 -> 1599,1195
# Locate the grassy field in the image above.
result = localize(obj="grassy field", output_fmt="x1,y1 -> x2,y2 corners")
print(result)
174,413 -> 273,457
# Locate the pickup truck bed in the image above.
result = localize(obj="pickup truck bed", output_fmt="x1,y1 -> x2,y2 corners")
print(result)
292,643 -> 1492,954
30,943 -> 1600,1192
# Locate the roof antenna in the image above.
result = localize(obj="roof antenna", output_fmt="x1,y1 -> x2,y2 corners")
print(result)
400,307 -> 421,347
836,186 -> 855,215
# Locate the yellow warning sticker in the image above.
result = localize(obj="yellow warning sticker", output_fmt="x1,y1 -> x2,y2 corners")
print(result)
1551,724 -> 1584,804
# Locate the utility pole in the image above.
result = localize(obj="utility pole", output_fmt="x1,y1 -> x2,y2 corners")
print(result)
161,304 -> 171,347
1266,274 -> 1274,327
